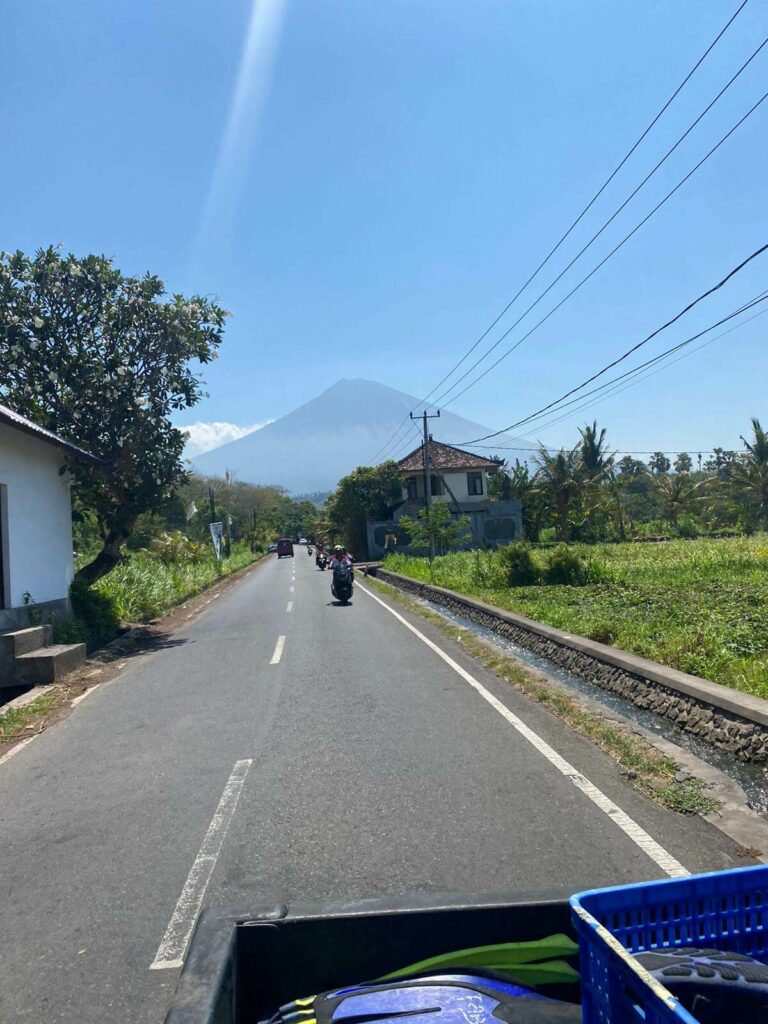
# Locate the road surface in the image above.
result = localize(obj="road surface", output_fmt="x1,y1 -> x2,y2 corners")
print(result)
0,550 -> 744,1022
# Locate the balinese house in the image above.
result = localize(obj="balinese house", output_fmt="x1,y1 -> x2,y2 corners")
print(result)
366,438 -> 522,558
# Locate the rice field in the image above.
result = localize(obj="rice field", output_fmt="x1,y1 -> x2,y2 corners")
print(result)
385,536 -> 768,699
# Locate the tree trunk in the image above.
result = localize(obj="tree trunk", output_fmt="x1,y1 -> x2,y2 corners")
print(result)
557,500 -> 570,542
75,521 -> 135,585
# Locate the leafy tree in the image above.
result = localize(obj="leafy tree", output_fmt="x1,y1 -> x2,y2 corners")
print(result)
648,452 -> 671,475
674,452 -> 693,474
653,473 -> 704,525
730,418 -> 768,529
533,444 -> 582,541
398,503 -> 470,556
0,247 -> 227,582
616,455 -> 646,477
326,461 -> 402,555
488,459 -> 545,541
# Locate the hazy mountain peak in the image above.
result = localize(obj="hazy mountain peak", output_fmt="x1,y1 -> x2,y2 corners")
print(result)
192,378 -> 528,493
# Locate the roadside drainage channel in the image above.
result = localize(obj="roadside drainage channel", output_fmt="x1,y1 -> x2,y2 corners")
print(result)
412,592 -> 768,817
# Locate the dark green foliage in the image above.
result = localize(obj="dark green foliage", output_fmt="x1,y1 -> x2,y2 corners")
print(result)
675,518 -> 699,539
398,504 -> 470,556
498,542 -> 541,586
0,247 -> 227,583
325,461 -> 403,554
544,545 -> 588,586
69,578 -> 121,648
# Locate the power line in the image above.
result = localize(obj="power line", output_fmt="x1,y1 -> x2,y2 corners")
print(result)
429,33 -> 768,410
418,0 -> 753,411
493,289 -> 768,435
463,300 -> 768,451
435,90 -> 768,413
365,0 -> 750,463
453,240 -> 768,445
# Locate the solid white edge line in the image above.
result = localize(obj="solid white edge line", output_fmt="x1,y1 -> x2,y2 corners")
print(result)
71,685 -> 99,707
286,601 -> 293,612
357,582 -> 688,879
0,733 -> 39,767
270,635 -> 286,665
150,759 -> 252,970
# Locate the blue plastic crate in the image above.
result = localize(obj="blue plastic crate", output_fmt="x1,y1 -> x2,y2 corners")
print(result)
571,865 -> 768,1024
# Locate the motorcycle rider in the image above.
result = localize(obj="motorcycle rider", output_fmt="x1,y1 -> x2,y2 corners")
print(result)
329,545 -> 353,570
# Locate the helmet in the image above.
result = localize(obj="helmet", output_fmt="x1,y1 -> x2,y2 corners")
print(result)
334,545 -> 343,553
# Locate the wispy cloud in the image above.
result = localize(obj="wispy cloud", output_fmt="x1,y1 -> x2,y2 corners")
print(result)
182,420 -> 273,456
192,0 -> 288,265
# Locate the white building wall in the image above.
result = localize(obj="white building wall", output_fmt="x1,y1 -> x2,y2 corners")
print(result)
401,469 -> 488,503
0,423 -> 75,609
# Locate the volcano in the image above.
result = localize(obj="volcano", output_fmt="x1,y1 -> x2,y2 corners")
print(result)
191,379 -> 529,493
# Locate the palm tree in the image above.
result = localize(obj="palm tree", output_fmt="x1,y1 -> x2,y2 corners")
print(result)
579,421 -> 622,539
654,473 -> 704,525
730,417 -> 768,528
533,444 -> 582,541
579,421 -> 614,485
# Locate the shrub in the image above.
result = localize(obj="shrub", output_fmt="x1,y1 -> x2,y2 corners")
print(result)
149,531 -> 207,564
499,543 -> 541,586
69,578 -> 120,648
544,545 -> 588,585
469,549 -> 506,589
675,518 -> 699,539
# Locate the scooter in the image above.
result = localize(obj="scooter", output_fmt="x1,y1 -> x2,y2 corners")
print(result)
331,562 -> 354,604
317,552 -> 328,571
307,546 -> 313,556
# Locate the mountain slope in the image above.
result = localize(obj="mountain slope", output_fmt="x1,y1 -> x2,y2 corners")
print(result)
191,378 -> 529,492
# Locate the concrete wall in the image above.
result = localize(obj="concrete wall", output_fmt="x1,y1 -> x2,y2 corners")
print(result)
366,498 -> 522,558
0,422 -> 75,618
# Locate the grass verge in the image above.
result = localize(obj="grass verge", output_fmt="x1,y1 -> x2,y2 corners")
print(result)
94,545 -> 261,623
0,693 -> 57,744
365,574 -> 720,816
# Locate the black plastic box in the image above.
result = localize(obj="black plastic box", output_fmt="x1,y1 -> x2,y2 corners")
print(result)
165,893 -> 577,1024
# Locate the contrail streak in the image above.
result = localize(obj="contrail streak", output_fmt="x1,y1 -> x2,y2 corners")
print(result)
193,0 -> 287,263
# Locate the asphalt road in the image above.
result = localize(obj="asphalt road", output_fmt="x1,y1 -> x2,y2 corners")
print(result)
0,550 -> 746,1022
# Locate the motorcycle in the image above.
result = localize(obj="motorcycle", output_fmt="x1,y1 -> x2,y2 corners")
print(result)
316,552 -> 328,571
307,545 -> 313,556
331,562 -> 354,604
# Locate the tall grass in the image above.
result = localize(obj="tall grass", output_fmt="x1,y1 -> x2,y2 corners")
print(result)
94,544 -> 258,623
386,537 -> 768,699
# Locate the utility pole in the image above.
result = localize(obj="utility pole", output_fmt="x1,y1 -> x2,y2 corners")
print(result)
209,487 -> 216,523
410,409 -> 440,559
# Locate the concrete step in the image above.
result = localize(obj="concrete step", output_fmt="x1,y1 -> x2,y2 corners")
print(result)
15,644 -> 86,686
0,625 -> 53,658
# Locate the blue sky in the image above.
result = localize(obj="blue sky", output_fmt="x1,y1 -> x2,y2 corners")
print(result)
2,0 -> 767,459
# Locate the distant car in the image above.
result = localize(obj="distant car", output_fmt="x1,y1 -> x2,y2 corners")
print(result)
277,537 -> 294,558
298,537 -> 308,545
267,543 -> 278,553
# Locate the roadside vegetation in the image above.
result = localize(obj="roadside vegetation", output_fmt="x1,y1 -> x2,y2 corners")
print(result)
385,535 -> 768,698
365,576 -> 719,816
491,418 -> 768,545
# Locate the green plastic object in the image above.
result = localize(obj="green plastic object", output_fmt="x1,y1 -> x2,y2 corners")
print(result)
379,935 -> 580,986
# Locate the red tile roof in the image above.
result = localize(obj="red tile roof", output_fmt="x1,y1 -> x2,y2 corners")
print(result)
397,440 -> 501,473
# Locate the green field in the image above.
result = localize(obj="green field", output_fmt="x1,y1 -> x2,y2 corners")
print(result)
385,536 -> 768,698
